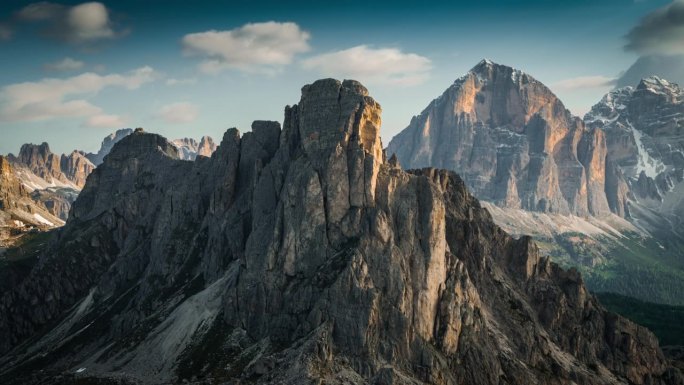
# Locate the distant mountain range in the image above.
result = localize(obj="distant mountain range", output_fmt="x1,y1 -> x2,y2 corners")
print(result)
0,129 -> 217,248
388,60 -> 684,305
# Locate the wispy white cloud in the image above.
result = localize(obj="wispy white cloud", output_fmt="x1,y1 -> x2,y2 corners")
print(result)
16,2 -> 64,21
15,1 -> 122,44
301,45 -> 432,86
156,102 -> 198,124
552,75 -> 617,91
182,21 -> 310,74
44,57 -> 84,72
84,113 -> 125,128
165,77 -> 197,86
0,66 -> 157,124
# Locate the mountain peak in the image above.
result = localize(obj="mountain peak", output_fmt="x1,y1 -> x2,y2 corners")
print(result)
297,78 -> 382,162
388,61 -> 612,217
470,58 -> 498,73
637,75 -> 681,95
474,58 -> 495,68
465,59 -> 530,87
106,130 -> 179,163
470,58 -> 516,72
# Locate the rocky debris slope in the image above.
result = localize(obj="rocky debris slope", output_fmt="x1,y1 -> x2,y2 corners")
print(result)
0,79 -> 681,385
387,60 -> 615,217
171,135 -> 217,160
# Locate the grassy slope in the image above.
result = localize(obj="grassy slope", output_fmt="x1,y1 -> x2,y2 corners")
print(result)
536,231 -> 684,306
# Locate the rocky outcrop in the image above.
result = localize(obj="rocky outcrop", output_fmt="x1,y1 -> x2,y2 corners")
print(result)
85,128 -> 134,166
0,156 -> 25,207
60,151 -> 95,188
7,142 -> 94,190
387,60 -> 611,217
0,79 -> 680,385
8,143 -> 71,187
171,135 -> 217,160
198,135 -> 217,157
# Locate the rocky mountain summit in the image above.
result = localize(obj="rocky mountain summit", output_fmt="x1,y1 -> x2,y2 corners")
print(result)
7,142 -> 94,191
0,155 -> 64,240
5,143 -> 94,220
85,128 -> 134,166
387,60 -> 614,217
0,79 -> 680,385
172,135 -> 217,160
585,77 -> 684,229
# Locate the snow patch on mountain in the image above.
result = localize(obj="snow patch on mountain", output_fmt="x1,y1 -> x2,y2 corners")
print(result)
631,124 -> 665,178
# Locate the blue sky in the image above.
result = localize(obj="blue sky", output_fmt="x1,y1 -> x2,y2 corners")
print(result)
0,0 -> 674,155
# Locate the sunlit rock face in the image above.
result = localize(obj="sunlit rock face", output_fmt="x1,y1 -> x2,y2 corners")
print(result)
7,142 -> 94,190
0,79 -> 681,385
0,155 -> 64,232
388,60 -> 611,217
172,136 -> 217,160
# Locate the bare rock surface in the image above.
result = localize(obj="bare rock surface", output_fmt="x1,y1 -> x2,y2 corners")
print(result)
0,155 -> 64,235
585,76 -> 684,239
0,79 -> 680,385
171,135 -> 217,160
387,60 -> 611,217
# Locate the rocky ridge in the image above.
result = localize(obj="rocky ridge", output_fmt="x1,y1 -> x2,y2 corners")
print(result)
0,79 -> 680,385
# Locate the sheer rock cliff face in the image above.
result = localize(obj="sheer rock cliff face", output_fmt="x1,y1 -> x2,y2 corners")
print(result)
0,79 -> 681,385
387,60 -> 612,217
8,142 -> 94,190
60,150 -> 96,188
